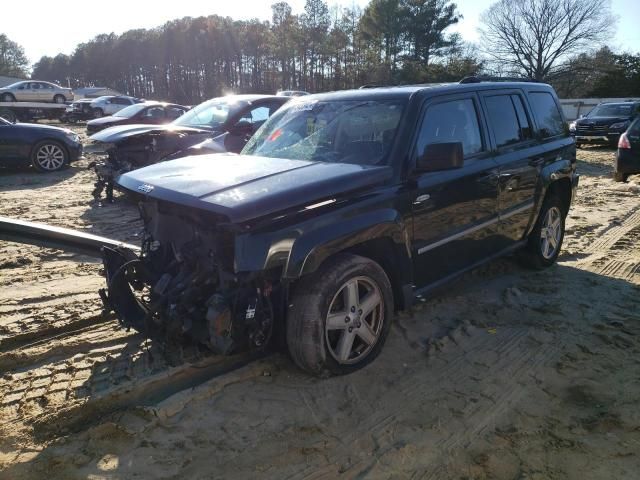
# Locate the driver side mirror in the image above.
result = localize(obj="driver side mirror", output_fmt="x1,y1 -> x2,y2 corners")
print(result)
415,142 -> 464,173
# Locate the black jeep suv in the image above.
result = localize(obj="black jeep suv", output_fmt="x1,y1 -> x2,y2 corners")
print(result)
570,101 -> 640,147
101,79 -> 578,376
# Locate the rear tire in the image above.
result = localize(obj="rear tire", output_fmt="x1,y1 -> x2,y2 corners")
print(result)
31,140 -> 68,172
0,108 -> 17,123
287,253 -> 393,376
53,94 -> 66,104
520,192 -> 566,269
1,93 -> 15,102
575,142 -> 582,149
614,171 -> 628,182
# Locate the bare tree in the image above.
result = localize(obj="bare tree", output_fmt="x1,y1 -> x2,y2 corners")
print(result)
480,0 -> 615,81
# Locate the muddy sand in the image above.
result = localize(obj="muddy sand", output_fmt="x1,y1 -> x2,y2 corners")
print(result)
0,134 -> 639,479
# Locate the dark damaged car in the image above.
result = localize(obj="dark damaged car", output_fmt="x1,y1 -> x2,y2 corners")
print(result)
101,81 -> 578,376
85,95 -> 289,201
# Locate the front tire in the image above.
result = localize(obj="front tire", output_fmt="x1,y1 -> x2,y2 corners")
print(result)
31,141 -> 68,172
53,94 -> 66,104
521,193 -> 566,269
614,171 -> 628,182
1,93 -> 16,102
287,253 -> 393,376
93,108 -> 104,118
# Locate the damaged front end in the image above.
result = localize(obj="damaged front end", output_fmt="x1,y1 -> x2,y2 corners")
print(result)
100,200 -> 274,354
87,138 -> 158,203
86,129 -> 215,202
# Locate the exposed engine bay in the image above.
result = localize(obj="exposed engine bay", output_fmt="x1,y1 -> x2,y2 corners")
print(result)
100,199 -> 275,354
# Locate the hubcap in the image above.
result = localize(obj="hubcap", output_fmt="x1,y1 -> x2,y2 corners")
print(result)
325,276 -> 384,364
36,144 -> 65,170
540,206 -> 562,259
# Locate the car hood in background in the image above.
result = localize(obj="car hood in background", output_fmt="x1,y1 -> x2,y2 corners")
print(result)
117,154 -> 392,224
15,123 -> 72,135
87,116 -> 128,127
89,124 -> 214,143
576,116 -> 631,126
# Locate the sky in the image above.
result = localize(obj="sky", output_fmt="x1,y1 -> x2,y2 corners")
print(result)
1,0 -> 638,65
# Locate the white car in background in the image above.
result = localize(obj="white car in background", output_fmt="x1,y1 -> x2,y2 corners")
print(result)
90,95 -> 142,117
0,80 -> 74,104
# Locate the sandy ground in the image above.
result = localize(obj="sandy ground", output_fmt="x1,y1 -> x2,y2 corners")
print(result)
0,128 -> 639,479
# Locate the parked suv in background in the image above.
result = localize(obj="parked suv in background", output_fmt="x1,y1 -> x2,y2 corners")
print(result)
615,118 -> 640,181
570,101 -> 640,147
90,95 -> 141,118
101,78 -> 578,376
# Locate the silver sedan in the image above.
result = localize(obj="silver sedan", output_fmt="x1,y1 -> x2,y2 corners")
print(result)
0,80 -> 74,104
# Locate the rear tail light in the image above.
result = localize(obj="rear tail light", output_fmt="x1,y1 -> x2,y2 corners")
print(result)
618,132 -> 631,149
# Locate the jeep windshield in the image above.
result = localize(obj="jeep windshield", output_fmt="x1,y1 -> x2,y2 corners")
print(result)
587,104 -> 633,117
172,98 -> 234,129
242,99 -> 406,165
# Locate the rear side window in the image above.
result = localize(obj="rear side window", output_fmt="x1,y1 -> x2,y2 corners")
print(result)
417,98 -> 483,157
484,95 -> 520,147
511,95 -> 533,140
529,92 -> 565,138
629,118 -> 640,135
484,94 -> 534,148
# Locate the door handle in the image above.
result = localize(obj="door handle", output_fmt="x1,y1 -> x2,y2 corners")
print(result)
413,194 -> 430,205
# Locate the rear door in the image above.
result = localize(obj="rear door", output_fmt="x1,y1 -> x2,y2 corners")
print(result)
38,82 -> 54,101
479,90 -> 541,245
410,93 -> 500,288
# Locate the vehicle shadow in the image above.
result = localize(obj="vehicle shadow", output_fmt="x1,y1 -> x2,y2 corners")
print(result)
1,259 -> 638,479
0,162 -> 84,191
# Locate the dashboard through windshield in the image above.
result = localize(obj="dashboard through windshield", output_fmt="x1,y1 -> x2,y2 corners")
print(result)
242,99 -> 406,166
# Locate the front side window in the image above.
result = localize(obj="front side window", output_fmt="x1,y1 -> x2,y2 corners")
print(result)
114,104 -> 147,117
416,98 -> 483,158
529,92 -> 565,138
144,107 -> 165,118
173,98 -> 233,129
166,107 -> 185,119
242,99 -> 406,166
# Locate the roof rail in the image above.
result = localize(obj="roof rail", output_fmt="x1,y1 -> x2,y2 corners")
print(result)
459,76 -> 542,84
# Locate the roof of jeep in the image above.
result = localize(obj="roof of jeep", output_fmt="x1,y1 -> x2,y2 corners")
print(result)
302,82 -> 553,101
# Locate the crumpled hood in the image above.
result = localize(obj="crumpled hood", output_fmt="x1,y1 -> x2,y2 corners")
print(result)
89,123 -> 214,143
117,154 -> 392,223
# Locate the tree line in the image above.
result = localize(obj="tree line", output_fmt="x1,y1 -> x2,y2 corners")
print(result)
27,0 -> 483,104
1,0 -> 638,103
